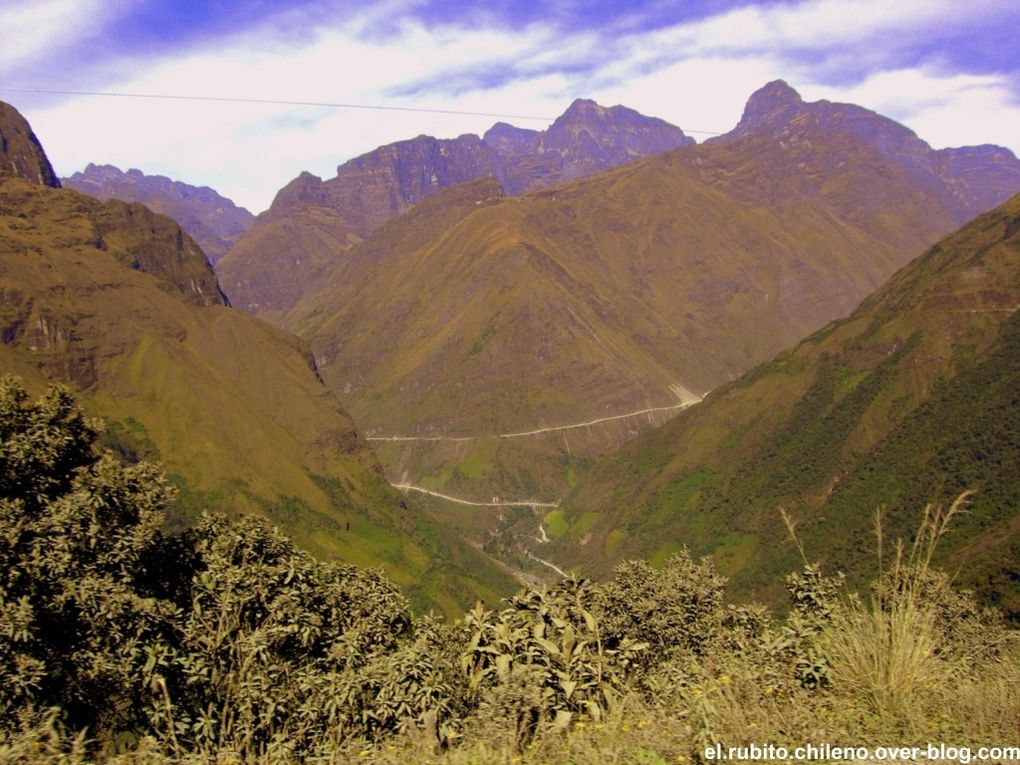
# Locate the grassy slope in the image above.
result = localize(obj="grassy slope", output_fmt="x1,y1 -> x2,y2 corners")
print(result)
0,177 -> 512,614
217,204 -> 361,319
284,129 -> 966,506
556,193 -> 1020,616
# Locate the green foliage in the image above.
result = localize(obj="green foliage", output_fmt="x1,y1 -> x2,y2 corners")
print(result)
0,376 -> 175,737
1,378 -> 1016,763
461,577 -> 645,745
594,551 -> 724,667
780,565 -> 846,690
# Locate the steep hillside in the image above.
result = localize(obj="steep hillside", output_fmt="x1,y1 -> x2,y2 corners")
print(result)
0,102 -> 512,613
213,172 -> 364,320
63,163 -> 255,264
555,193 -> 1020,617
283,81 -> 1020,513
0,101 -> 60,187
217,99 -> 693,315
719,81 -> 1020,224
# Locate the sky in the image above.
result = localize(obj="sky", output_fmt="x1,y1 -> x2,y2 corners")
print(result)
2,0 -> 1019,213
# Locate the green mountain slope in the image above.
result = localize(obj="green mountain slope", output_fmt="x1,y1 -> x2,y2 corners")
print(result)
284,82 -> 1014,509
555,193 -> 1020,617
217,99 -> 693,316
0,101 -> 513,612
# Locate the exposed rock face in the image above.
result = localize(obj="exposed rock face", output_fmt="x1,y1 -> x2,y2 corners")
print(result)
305,99 -> 694,238
325,133 -> 503,237
490,99 -> 696,193
63,164 -> 255,264
0,102 -> 60,188
218,99 -> 695,315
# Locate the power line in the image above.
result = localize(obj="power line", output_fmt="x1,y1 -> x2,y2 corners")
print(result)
0,86 -> 725,135
1,87 -> 555,122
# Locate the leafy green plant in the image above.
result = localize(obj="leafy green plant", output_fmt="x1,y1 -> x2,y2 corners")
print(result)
461,577 -> 645,746
0,376 -> 175,740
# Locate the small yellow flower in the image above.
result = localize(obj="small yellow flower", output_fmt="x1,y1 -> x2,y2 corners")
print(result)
622,723 -> 631,732
677,755 -> 688,763
594,723 -> 605,731
720,674 -> 731,686
575,720 -> 587,730
358,749 -> 370,758
764,686 -> 775,696
637,719 -> 650,729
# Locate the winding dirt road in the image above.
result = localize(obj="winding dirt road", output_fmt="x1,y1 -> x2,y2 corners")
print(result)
392,483 -> 560,508
368,396 -> 700,443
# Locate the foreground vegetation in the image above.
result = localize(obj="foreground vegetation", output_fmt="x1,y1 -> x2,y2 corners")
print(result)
1,378 -> 1016,763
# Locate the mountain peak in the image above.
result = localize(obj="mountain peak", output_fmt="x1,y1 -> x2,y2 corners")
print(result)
737,80 -> 804,128
0,101 -> 60,188
560,98 -> 608,119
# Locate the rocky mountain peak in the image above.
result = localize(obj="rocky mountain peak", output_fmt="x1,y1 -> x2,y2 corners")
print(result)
0,101 -> 60,188
736,79 -> 805,129
267,171 -> 327,215
558,98 -> 609,121
62,162 -> 255,265
482,122 -> 540,156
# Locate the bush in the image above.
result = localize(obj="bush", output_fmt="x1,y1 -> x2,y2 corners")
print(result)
461,577 -> 646,746
0,377 -> 175,738
594,551 -> 725,667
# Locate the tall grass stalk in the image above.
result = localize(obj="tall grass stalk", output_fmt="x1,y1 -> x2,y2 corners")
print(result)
825,492 -> 974,730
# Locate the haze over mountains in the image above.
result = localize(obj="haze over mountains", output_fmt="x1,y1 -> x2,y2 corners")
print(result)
0,102 -> 510,613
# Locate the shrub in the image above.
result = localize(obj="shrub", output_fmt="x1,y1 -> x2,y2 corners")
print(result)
0,377 -> 175,738
461,577 -> 645,746
594,551 -> 725,668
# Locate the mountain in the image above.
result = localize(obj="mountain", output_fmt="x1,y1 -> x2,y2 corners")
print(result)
0,101 -> 60,188
62,163 -> 255,264
553,192 -> 1020,617
485,98 -> 694,193
216,99 -> 694,315
0,101 -> 512,614
282,82 -> 1020,514
718,80 -> 1020,224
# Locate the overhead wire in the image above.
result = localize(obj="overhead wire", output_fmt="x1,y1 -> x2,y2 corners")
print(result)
0,87 -> 725,135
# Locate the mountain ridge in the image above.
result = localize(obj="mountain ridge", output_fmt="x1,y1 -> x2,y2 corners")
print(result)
217,98 -> 695,315
0,101 -> 513,614
552,191 -> 1020,616
278,81 -> 1020,529
62,163 -> 255,265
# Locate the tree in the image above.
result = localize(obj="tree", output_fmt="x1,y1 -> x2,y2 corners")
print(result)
0,376 -> 175,735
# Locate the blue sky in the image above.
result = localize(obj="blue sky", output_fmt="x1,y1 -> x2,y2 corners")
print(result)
3,0 -> 1019,212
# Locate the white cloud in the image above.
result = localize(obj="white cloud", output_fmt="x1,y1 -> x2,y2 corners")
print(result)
802,69 -> 1020,152
0,0 -> 133,74
623,0 -> 1000,59
29,10 -> 570,211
